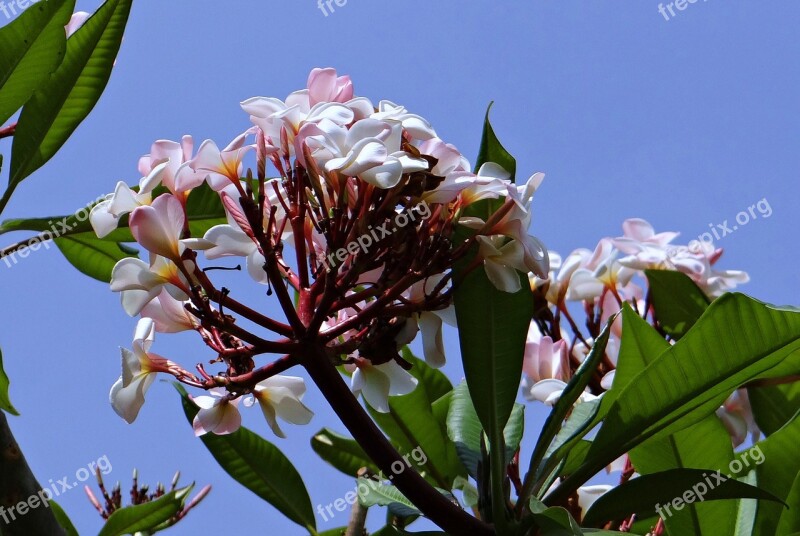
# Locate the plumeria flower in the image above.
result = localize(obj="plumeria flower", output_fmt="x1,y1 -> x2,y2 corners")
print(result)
528,379 -> 598,406
240,96 -> 354,154
475,235 -> 532,293
192,389 -> 242,436
190,131 -> 261,191
307,67 -> 354,106
89,163 -> 168,238
428,162 -> 509,205
109,319 -> 174,423
243,376 -> 314,438
371,100 -> 437,141
418,137 -> 470,177
406,275 -> 457,368
129,194 -> 212,262
543,482 -> 614,516
65,11 -> 89,36
299,117 -> 428,188
522,323 -> 570,384
140,136 -> 205,196
347,358 -> 418,413
110,255 -> 191,316
140,289 -> 199,333
716,389 -> 760,447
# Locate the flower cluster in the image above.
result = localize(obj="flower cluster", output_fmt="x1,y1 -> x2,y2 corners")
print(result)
521,218 -> 756,446
94,68 -> 550,435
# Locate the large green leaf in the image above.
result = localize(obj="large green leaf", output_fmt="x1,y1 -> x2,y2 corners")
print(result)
776,472 -> 800,535
582,469 -> 783,528
452,105 -> 531,530
617,306 -> 737,536
175,384 -> 316,532
367,349 -> 464,489
0,347 -> 19,415
742,408 -> 800,535
0,0 -> 74,125
97,485 -> 192,536
445,381 -> 524,479
7,0 -> 132,194
749,382 -> 800,436
645,270 -> 710,340
311,427 -> 380,478
548,294 -> 800,504
55,232 -> 136,282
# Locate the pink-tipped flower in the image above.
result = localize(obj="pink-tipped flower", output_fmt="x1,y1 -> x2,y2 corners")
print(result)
307,67 -> 354,106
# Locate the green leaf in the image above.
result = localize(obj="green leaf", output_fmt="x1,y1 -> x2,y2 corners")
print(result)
445,381 -> 524,479
174,383 -> 316,532
525,319 -> 612,499
311,428 -> 379,478
0,347 -> 19,415
367,349 -> 464,488
618,306 -> 738,536
733,470 -> 759,536
742,408 -> 800,535
357,478 -> 420,519
549,294 -> 800,504
776,472 -> 800,535
645,269 -> 710,340
370,527 -> 447,536
527,498 -> 581,536
582,469 -> 784,528
445,381 -> 484,479
98,485 -> 192,536
8,0 -> 132,190
749,382 -> 800,436
475,102 -> 516,179
0,0 -> 74,125
50,500 -> 79,536
319,528 -> 347,536
54,232 -> 136,282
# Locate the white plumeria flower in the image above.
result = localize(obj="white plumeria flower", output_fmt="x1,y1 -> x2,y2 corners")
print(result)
407,275 -> 457,368
192,389 -> 242,436
140,289 -> 199,333
418,137 -> 470,177
110,255 -> 191,316
129,194 -> 212,262
371,100 -> 437,140
109,319 -> 173,424
576,485 -> 614,514
65,11 -> 89,36
348,359 -> 418,413
89,163 -> 167,238
299,117 -> 427,188
139,136 -> 205,195
189,131 -> 259,191
243,376 -> 314,438
240,95 -> 354,154
428,162 -> 509,205
476,235 -> 531,293
528,378 -> 598,406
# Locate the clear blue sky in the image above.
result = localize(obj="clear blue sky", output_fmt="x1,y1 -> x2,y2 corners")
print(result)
1,1 -> 798,534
